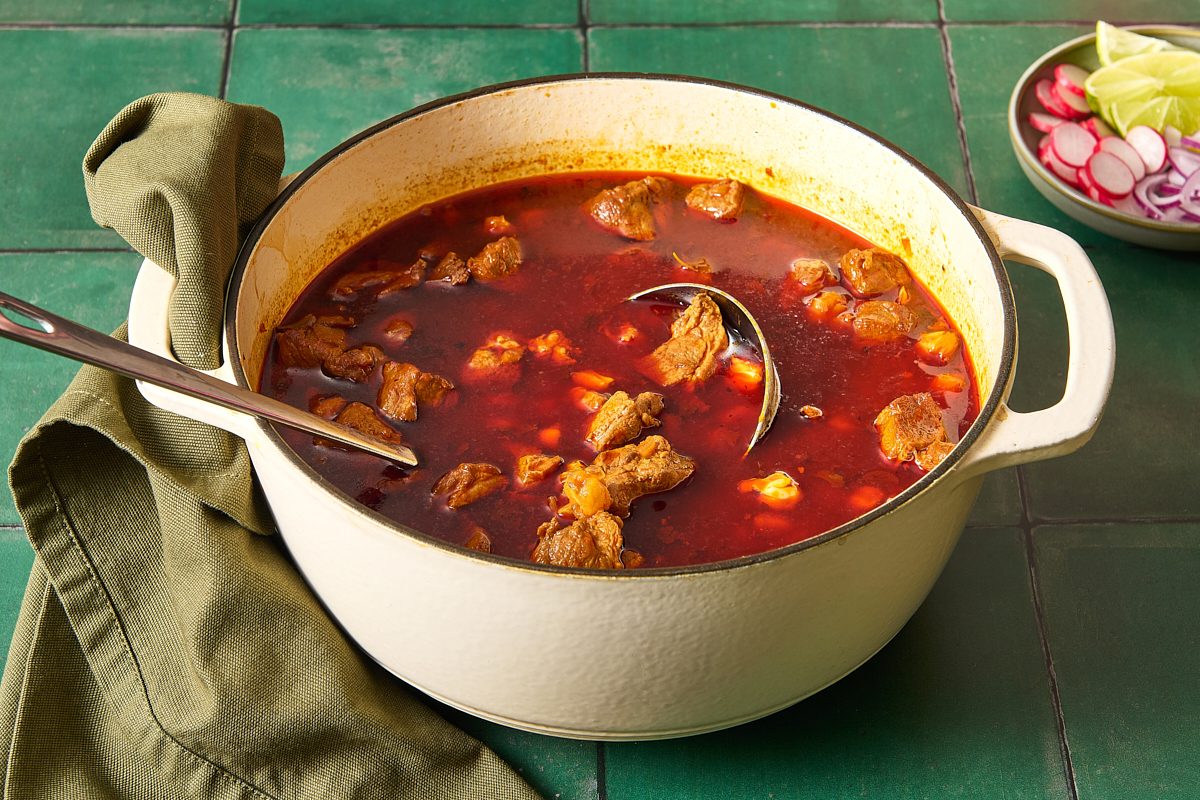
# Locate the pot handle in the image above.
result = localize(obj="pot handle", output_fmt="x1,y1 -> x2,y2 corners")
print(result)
957,207 -> 1115,477
126,258 -> 257,439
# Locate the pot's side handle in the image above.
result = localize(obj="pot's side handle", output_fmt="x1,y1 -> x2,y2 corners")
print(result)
958,207 -> 1115,477
127,257 -> 256,438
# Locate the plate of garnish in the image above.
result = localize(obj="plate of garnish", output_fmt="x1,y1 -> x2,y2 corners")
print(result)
1009,21 -> 1200,250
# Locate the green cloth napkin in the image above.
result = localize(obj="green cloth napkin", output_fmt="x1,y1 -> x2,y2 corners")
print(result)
0,93 -> 541,800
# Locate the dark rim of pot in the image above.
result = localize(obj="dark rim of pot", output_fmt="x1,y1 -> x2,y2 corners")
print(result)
225,72 -> 1016,578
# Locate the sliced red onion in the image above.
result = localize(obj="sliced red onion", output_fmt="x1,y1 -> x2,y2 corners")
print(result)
1134,174 -> 1168,215
1167,169 -> 1186,187
1163,125 -> 1183,149
1181,170 -> 1200,218
1157,183 -> 1182,197
1182,134 -> 1200,153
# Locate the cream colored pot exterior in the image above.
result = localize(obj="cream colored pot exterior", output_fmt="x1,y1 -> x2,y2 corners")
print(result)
127,76 -> 1115,739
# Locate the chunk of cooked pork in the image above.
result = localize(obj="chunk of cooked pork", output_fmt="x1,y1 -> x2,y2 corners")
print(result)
585,390 -> 665,451
464,527 -> 492,553
839,248 -> 912,296
640,292 -> 728,386
467,236 -> 522,281
874,393 -> 949,466
516,453 -> 564,487
466,333 -> 525,378
584,176 -> 672,240
528,330 -> 578,365
852,300 -> 917,342
309,394 -> 348,418
429,251 -> 469,285
914,439 -> 955,471
685,178 -> 745,221
531,511 -> 625,569
276,316 -> 346,369
331,402 -> 403,445
323,344 -> 386,383
562,435 -> 695,517
378,362 -> 455,422
432,463 -> 507,508
788,258 -> 837,294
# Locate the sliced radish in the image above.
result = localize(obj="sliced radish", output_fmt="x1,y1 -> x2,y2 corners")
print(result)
1167,147 -> 1200,178
1086,152 -> 1135,198
1053,82 -> 1092,116
1076,167 -> 1112,205
1111,195 -> 1142,216
1082,116 -> 1116,139
1029,112 -> 1063,133
1126,126 -> 1168,172
1054,64 -> 1090,98
1041,145 -> 1081,186
1050,122 -> 1097,168
1036,78 -> 1076,119
1097,136 -> 1146,182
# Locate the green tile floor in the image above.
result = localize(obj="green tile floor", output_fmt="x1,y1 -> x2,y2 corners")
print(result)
1,2 -> 1198,797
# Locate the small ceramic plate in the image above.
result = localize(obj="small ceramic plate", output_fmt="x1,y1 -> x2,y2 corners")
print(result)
1008,25 -> 1200,251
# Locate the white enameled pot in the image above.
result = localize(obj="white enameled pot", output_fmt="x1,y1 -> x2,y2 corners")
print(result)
127,75 -> 1115,740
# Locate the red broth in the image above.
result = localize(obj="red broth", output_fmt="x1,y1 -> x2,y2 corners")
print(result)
262,173 -> 978,567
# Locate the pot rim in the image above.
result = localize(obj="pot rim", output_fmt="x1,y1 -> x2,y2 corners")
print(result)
224,72 -> 1015,579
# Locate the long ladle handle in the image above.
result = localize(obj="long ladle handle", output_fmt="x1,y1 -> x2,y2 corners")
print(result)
0,291 -> 417,466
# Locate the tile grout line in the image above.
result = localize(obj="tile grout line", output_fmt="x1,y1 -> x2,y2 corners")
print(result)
935,0 -> 979,205
0,247 -> 135,254
218,0 -> 240,99
594,740 -> 607,800
1017,467 -> 1081,800
580,0 -> 590,72
0,20 -> 1125,32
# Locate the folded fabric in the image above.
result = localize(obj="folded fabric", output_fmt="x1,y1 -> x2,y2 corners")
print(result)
1,92 -> 540,800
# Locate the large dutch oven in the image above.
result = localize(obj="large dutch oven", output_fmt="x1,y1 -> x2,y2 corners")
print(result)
126,75 -> 1115,740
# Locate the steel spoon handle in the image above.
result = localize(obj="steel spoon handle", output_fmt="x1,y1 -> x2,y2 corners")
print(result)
0,291 -> 417,465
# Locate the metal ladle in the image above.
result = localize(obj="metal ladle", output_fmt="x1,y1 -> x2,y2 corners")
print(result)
0,291 -> 418,466
626,283 -> 781,453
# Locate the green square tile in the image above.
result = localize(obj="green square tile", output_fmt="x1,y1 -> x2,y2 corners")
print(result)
945,0 -> 1200,22
590,0 -> 937,23
0,30 -> 226,249
950,25 -> 1111,245
226,28 -> 584,174
1004,245 -> 1200,520
1033,523 -> 1200,799
969,468 -> 1025,526
0,529 -> 34,658
239,0 -> 577,24
440,707 -> 598,799
0,0 -> 229,23
588,26 -> 970,198
0,252 -> 142,525
605,528 -> 1068,799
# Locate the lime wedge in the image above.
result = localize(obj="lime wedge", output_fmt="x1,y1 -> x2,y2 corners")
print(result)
1085,50 -> 1200,136
1095,21 -> 1182,67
